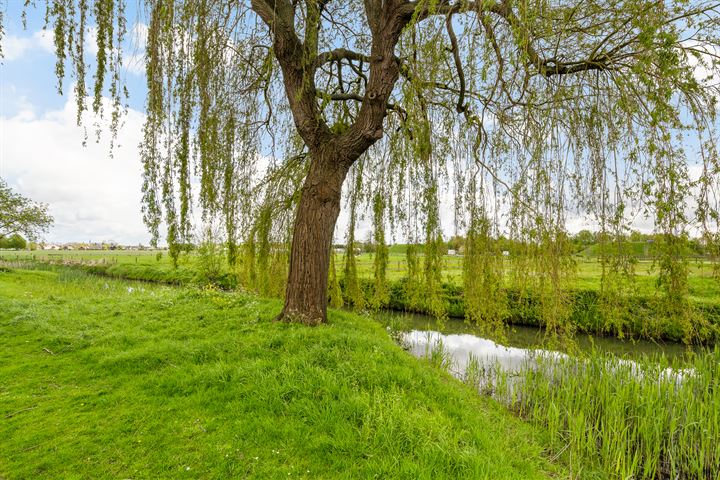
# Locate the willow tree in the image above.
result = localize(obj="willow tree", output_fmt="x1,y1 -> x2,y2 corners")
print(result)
5,0 -> 720,326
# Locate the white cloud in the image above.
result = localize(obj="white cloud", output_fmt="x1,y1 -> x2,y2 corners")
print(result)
33,29 -> 56,53
84,25 -> 100,56
0,92 -> 151,244
130,22 -> 149,49
123,23 -> 148,75
682,40 -> 719,88
1,30 -> 54,61
0,24 -> 146,74
2,35 -> 34,61
123,51 -> 146,76
0,84 -> 36,120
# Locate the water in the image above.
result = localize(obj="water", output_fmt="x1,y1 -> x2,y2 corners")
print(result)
378,312 -> 714,480
376,311 -> 695,378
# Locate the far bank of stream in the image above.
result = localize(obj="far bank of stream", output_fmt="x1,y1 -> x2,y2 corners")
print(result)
376,310 -> 695,370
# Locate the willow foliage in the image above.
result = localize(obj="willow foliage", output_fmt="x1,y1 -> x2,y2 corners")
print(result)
463,201 -> 507,337
6,0 -> 720,332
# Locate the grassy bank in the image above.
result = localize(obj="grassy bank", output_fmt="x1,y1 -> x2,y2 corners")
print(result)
381,279 -> 720,344
482,351 -> 720,479
414,335 -> 719,479
4,257 -> 719,343
3,250 -> 719,304
0,268 -> 560,479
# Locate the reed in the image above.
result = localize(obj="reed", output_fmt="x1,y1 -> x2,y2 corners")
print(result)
476,349 -> 720,479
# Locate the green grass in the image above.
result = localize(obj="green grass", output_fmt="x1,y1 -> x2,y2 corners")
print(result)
419,336 -> 720,479
356,253 -> 720,305
493,351 -> 720,479
4,249 -> 719,343
0,249 -> 172,265
0,268 -> 561,479
577,241 -> 656,258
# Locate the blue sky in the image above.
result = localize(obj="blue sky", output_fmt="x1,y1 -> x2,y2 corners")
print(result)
0,2 -> 378,246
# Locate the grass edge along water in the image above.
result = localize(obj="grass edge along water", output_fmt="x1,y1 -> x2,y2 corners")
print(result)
417,336 -> 720,480
2,255 -> 719,344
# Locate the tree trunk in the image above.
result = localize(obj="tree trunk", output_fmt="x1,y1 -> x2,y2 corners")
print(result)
251,0 -> 406,326
277,150 -> 350,325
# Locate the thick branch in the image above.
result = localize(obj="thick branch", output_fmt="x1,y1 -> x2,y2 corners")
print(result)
317,90 -> 408,120
489,1 -> 619,78
397,0 -> 494,20
340,1 -> 410,160
400,0 -> 622,79
445,11 -> 466,113
314,48 -> 373,68
251,0 -> 330,146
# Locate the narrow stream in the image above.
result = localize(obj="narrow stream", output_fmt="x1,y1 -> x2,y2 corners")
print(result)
376,311 -> 695,377
375,314 -> 715,479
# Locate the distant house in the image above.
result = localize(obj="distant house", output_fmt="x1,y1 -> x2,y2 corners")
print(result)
502,250 -> 510,257
44,244 -> 60,250
448,249 -> 457,256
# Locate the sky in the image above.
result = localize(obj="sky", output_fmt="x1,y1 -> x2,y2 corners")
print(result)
0,3 -> 152,245
0,3 -> 380,246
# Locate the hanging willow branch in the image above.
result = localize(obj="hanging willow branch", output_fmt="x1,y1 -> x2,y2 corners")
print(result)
6,0 -> 720,330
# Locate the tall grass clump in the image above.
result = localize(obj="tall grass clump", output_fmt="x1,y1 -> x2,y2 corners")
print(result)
496,349 -> 720,479
423,334 -> 455,372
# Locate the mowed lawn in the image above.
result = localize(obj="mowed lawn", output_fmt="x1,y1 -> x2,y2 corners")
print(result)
0,268 -> 561,479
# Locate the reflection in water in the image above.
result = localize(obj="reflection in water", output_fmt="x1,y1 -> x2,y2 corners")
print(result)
378,311 -> 693,361
402,330 -> 565,378
391,316 -> 713,480
382,311 -> 695,392
400,329 -> 692,393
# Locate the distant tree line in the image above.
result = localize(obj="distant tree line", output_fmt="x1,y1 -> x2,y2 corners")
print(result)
378,230 -> 715,257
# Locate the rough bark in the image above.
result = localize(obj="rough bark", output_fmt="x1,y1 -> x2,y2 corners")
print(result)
277,146 -> 351,325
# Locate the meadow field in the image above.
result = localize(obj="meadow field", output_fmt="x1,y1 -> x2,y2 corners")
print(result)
3,247 -> 719,346
3,248 -> 718,305
0,267 -> 562,479
356,253 -> 720,305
